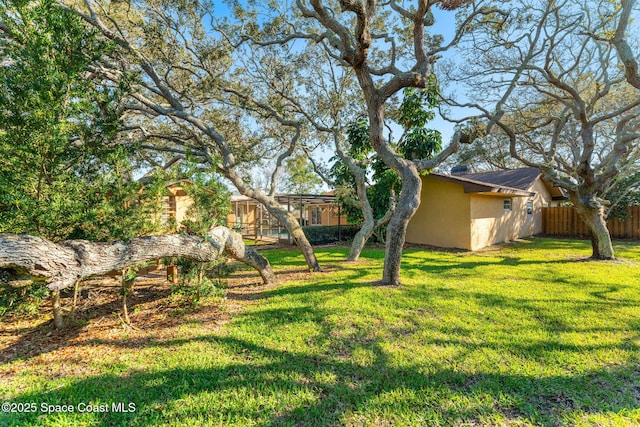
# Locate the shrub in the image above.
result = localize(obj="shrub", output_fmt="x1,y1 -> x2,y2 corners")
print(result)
0,281 -> 49,317
301,225 -> 361,245
169,257 -> 232,307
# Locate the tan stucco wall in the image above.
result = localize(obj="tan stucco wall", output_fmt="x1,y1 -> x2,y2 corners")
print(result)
406,176 -> 471,250
469,195 -> 530,250
407,175 -> 555,251
469,178 -> 553,250
174,195 -> 194,224
529,179 -> 553,232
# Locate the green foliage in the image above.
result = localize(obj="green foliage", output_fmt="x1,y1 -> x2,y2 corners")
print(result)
345,118 -> 371,160
0,0 -> 167,319
605,171 -> 640,219
0,0 -> 164,242
0,281 -> 48,318
300,224 -> 361,245
395,83 -> 442,161
331,86 -> 442,226
282,153 -> 323,194
395,83 -> 438,129
331,120 -> 400,226
164,171 -> 231,307
170,257 -> 231,308
179,173 -> 232,235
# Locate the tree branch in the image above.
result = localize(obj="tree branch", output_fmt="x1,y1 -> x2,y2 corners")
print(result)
0,227 -> 276,291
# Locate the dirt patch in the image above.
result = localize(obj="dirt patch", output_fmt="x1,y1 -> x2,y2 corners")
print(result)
0,262 -> 334,369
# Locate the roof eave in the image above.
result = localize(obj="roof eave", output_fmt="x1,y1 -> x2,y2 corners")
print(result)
430,173 -> 535,197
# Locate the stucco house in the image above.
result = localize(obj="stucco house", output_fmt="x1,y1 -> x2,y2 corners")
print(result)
160,181 -> 196,226
406,167 -> 566,251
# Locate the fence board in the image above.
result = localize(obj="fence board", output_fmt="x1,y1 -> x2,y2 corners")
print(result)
542,206 -> 640,239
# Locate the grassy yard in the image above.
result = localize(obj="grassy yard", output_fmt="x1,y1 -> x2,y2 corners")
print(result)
1,238 -> 640,426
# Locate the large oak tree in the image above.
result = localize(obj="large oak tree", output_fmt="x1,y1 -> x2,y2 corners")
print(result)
245,0 -> 488,285
443,0 -> 640,259
60,0 -> 323,271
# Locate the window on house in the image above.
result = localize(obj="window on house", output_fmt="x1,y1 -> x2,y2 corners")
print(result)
311,207 -> 322,225
503,198 -> 512,211
526,200 -> 533,215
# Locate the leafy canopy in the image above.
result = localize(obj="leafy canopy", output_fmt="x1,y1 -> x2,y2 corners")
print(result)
0,0 -> 165,241
331,84 -> 442,225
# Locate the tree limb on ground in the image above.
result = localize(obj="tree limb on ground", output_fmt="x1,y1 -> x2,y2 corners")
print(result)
0,226 -> 276,291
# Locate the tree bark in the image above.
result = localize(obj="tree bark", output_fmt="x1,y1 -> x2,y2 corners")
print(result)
348,224 -> 373,262
225,172 -> 321,272
346,160 -> 377,262
206,226 -> 278,283
347,180 -> 395,262
381,166 -> 422,285
276,210 -> 321,271
0,226 -> 276,292
121,269 -> 133,325
573,200 -> 615,260
345,179 -> 373,261
71,280 -> 80,321
612,0 -> 640,90
51,290 -> 65,329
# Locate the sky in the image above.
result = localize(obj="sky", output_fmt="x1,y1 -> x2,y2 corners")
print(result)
208,1 -> 464,190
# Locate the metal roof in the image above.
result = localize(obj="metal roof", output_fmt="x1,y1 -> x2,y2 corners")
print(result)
275,193 -> 337,205
230,193 -> 338,205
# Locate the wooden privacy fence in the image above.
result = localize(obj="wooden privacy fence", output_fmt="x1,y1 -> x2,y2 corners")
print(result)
542,206 -> 640,239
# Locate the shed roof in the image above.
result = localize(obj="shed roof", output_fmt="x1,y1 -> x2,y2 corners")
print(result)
433,167 -> 567,200
274,193 -> 337,205
463,168 -> 541,191
429,172 -> 536,197
230,193 -> 337,205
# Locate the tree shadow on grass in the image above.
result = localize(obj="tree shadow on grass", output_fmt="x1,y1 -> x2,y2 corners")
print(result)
4,331 -> 639,427
5,271 -> 640,426
4,244 -> 640,425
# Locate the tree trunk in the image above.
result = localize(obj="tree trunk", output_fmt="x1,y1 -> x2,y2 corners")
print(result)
331,137 -> 383,263
225,171 -> 321,272
288,216 -> 321,272
261,204 -> 321,272
206,226 -> 278,284
254,204 -> 320,272
51,290 -> 65,329
346,165 -> 377,262
71,280 -> 80,322
0,226 -> 276,292
574,202 -> 615,259
382,167 -> 422,286
348,223 -> 373,262
121,269 -> 134,325
347,190 -> 394,262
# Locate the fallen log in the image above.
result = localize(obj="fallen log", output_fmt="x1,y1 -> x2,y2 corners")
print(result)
0,226 -> 276,291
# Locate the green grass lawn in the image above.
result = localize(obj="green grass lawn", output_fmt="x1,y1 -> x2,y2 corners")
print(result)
2,238 -> 640,426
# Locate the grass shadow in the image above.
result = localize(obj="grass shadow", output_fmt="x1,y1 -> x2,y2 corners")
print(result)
4,332 -> 639,426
